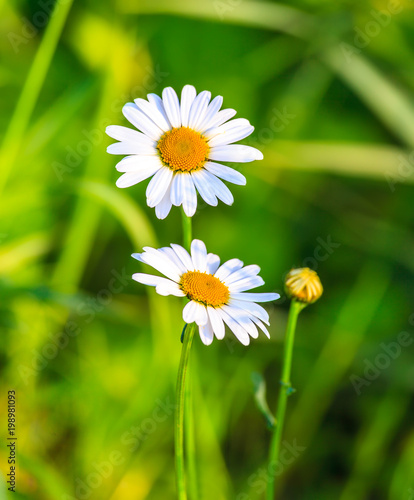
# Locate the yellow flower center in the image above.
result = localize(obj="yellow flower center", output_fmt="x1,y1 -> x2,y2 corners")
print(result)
180,271 -> 230,307
157,127 -> 209,173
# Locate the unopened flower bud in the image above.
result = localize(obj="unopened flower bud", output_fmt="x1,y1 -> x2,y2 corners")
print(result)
285,268 -> 323,304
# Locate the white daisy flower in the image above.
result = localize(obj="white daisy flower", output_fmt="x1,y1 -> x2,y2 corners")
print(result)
106,85 -> 263,219
132,239 -> 279,346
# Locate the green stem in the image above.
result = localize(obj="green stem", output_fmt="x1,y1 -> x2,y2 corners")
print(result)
266,299 -> 305,500
175,323 -> 196,500
181,209 -> 192,251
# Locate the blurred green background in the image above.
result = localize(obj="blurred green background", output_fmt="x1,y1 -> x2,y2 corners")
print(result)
1,0 -> 414,498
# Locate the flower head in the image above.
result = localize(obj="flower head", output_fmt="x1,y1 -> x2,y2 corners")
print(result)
285,268 -> 323,304
106,85 -> 263,219
132,240 -> 279,345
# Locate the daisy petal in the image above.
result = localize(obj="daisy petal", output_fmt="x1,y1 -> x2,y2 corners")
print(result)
146,167 -> 173,207
199,318 -> 214,345
207,306 -> 225,340
134,97 -> 171,132
155,182 -> 173,220
206,253 -> 220,275
181,174 -> 197,217
228,299 -> 270,324
122,103 -> 163,141
215,258 -> 244,281
171,244 -> 195,271
170,174 -> 183,207
204,162 -> 246,186
198,95 -> 224,133
207,121 -> 254,147
158,247 -> 187,273
147,93 -> 172,130
180,85 -> 197,127
209,144 -> 264,163
229,276 -> 264,293
230,292 -> 280,302
183,301 -> 208,326
204,108 -> 237,131
191,239 -> 207,272
162,87 -> 181,128
191,170 -> 218,206
156,282 -> 185,297
224,265 -> 261,285
115,155 -> 163,173
106,125 -> 156,146
116,168 -> 159,188
224,305 -> 259,338
188,91 -> 211,131
250,316 -> 270,338
202,171 -> 234,205
107,141 -> 157,156
139,248 -> 181,282
217,307 -> 250,345
132,273 -> 172,287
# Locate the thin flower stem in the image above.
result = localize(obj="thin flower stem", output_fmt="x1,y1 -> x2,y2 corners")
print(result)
180,210 -> 198,499
266,299 -> 305,500
175,322 -> 196,500
182,209 -> 192,251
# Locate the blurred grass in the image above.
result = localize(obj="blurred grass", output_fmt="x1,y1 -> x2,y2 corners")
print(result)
1,0 -> 414,499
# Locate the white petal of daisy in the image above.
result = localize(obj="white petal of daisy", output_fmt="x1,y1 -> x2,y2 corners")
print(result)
156,282 -> 186,297
206,118 -> 253,145
106,125 -> 156,146
230,292 -> 280,302
228,275 -> 265,293
116,164 -> 161,188
191,239 -> 207,272
171,244 -> 195,271
216,307 -> 250,346
115,155 -> 162,173
198,95 -> 223,132
202,170 -> 234,205
170,173 -> 184,207
224,265 -> 261,285
122,103 -> 163,141
199,318 -> 214,345
131,252 -> 144,262
183,301 -> 208,326
181,174 -> 197,217
147,93 -> 172,129
146,167 -> 173,208
204,108 -> 237,131
162,87 -> 181,128
206,253 -> 220,275
158,247 -> 187,274
228,298 -> 270,324
140,248 -> 181,282
188,90 -> 211,131
204,162 -> 246,186
134,97 -> 171,132
107,141 -> 157,156
215,258 -> 244,281
155,182 -> 173,220
132,273 -> 184,297
250,316 -> 270,338
223,305 -> 259,339
207,306 -> 225,339
180,85 -> 197,127
209,144 -> 264,163
191,170 -> 218,206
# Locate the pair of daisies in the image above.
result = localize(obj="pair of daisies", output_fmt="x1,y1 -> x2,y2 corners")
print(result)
106,85 -> 279,345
